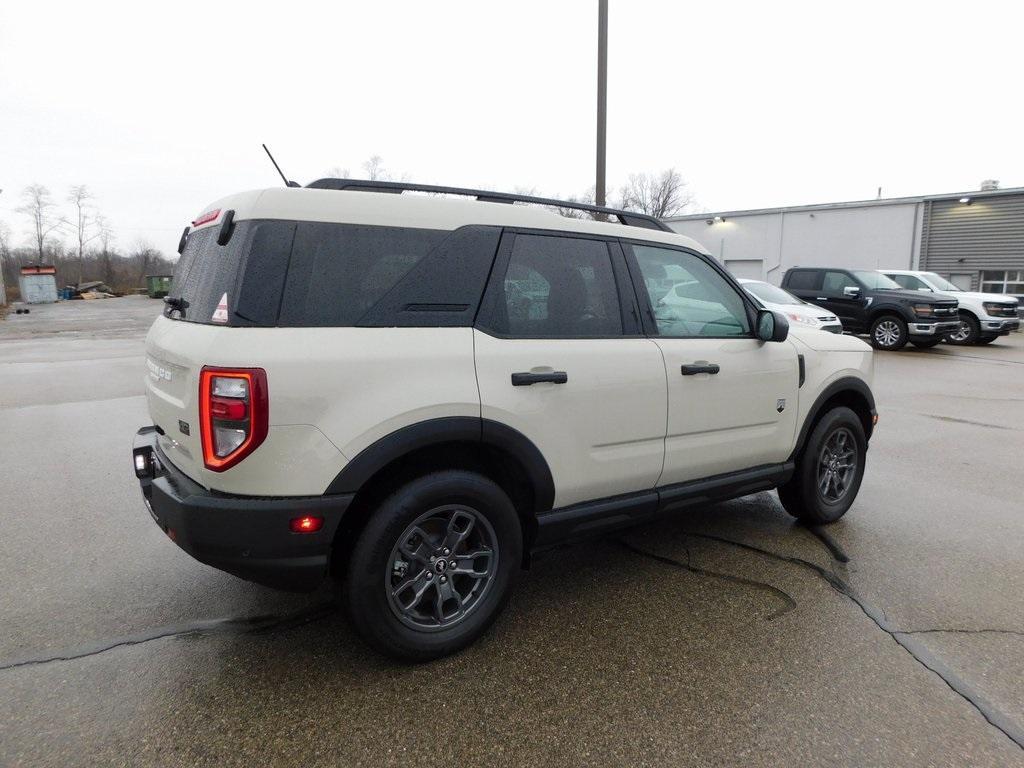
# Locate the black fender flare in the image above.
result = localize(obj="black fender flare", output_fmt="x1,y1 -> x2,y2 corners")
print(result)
324,416 -> 556,513
791,377 -> 876,461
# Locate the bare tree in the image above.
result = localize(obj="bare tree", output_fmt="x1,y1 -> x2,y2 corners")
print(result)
96,216 -> 115,285
363,155 -> 387,180
619,168 -> 694,218
546,187 -> 597,219
128,240 -> 162,286
16,184 -> 65,261
68,185 -> 103,285
0,221 -> 10,306
325,165 -> 351,179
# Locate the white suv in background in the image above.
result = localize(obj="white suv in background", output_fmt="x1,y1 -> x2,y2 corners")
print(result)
738,279 -> 843,334
880,270 -> 1021,345
132,179 -> 877,660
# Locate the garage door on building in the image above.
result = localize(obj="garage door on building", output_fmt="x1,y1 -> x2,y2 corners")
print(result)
724,259 -> 763,280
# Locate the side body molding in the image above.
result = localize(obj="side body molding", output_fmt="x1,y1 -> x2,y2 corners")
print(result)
324,417 -> 556,513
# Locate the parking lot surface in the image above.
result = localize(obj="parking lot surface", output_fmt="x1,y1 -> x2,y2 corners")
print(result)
1,296 -> 1022,767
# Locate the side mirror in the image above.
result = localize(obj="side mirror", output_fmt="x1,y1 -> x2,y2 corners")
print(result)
756,310 -> 789,342
843,286 -> 861,298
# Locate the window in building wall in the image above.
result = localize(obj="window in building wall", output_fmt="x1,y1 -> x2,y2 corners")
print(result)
980,270 -> 1024,298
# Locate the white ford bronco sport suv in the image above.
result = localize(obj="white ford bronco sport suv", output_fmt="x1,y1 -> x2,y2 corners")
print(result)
133,179 -> 877,660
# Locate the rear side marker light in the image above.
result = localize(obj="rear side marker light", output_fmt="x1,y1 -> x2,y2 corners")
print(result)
290,516 -> 324,534
199,367 -> 268,472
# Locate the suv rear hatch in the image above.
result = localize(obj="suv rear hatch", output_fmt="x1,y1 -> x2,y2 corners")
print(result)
145,210 -> 294,486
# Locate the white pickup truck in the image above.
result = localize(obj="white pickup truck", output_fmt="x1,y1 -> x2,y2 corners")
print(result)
880,270 -> 1020,345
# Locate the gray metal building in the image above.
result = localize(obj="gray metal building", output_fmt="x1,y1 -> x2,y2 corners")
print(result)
664,184 -> 1024,301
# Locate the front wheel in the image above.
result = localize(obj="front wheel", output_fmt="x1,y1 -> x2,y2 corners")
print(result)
778,406 -> 867,525
945,312 -> 979,345
344,470 -> 521,661
869,315 -> 908,350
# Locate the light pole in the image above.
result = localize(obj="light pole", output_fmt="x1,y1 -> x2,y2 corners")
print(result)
596,0 -> 608,209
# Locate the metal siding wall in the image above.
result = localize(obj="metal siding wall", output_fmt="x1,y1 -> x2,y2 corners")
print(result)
920,194 -> 1024,288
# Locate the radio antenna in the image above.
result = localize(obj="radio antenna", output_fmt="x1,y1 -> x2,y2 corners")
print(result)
262,144 -> 300,187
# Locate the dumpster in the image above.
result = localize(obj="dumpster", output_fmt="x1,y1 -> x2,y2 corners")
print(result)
145,275 -> 173,299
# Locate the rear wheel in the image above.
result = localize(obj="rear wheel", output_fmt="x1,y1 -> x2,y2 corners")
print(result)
911,338 -> 941,349
778,406 -> 866,525
869,315 -> 908,350
946,312 -> 979,345
344,470 -> 521,661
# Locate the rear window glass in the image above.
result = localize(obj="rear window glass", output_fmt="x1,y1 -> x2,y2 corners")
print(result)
165,227 -> 246,324
279,223 -> 448,326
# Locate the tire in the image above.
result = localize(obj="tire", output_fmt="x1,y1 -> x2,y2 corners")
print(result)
945,312 -> 979,345
911,339 -> 941,349
344,470 -> 522,661
869,314 -> 908,350
778,406 -> 867,525
977,336 -> 998,345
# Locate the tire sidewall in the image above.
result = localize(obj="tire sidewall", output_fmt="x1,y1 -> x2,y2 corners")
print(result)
946,312 -> 979,345
793,406 -> 867,524
869,314 -> 908,350
345,470 -> 521,661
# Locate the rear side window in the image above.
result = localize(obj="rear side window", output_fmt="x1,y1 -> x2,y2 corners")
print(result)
483,234 -> 624,337
785,270 -> 822,291
279,224 -> 447,326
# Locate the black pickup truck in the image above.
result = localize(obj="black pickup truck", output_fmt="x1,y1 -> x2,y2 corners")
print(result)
782,267 -> 959,350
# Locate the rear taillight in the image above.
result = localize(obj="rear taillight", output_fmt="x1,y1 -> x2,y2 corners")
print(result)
199,367 -> 268,472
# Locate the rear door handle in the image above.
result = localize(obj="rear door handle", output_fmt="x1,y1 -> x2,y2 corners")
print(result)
681,363 -> 720,376
511,371 -> 568,386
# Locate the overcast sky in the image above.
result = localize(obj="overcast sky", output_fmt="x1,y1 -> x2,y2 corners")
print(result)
2,0 -> 1022,256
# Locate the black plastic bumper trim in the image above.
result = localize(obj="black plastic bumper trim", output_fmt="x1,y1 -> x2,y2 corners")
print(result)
134,427 -> 353,592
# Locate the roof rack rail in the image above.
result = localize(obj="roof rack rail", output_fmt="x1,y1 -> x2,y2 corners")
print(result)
305,178 -> 672,232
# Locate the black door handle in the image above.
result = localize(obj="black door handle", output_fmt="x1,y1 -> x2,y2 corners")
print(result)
511,371 -> 568,386
681,363 -> 720,376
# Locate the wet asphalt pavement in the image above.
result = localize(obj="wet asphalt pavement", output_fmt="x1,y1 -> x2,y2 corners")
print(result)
1,296 -> 1022,767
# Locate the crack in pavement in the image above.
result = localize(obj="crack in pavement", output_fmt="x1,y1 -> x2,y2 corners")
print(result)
898,628 -> 1024,638
918,413 -> 1014,431
676,530 -> 1024,751
0,604 -> 337,672
617,539 -> 797,621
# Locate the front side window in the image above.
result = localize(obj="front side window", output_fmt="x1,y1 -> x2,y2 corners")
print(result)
489,234 -> 623,337
632,245 -> 750,337
822,271 -> 854,293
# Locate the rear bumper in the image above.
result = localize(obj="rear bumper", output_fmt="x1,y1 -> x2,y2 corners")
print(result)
908,319 -> 960,336
133,426 -> 352,591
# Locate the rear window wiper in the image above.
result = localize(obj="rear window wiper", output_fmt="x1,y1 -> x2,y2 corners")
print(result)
163,296 -> 189,316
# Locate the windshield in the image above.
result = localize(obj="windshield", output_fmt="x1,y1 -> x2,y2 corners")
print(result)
921,272 -> 960,291
744,281 -> 803,306
852,270 -> 901,290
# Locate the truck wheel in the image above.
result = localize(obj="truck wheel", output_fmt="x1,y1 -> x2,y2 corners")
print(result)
946,312 -> 979,345
869,315 -> 908,350
778,406 -> 866,525
911,339 -> 941,349
344,470 -> 521,661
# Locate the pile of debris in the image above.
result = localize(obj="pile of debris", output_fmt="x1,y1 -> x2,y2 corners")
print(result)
64,281 -> 119,300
